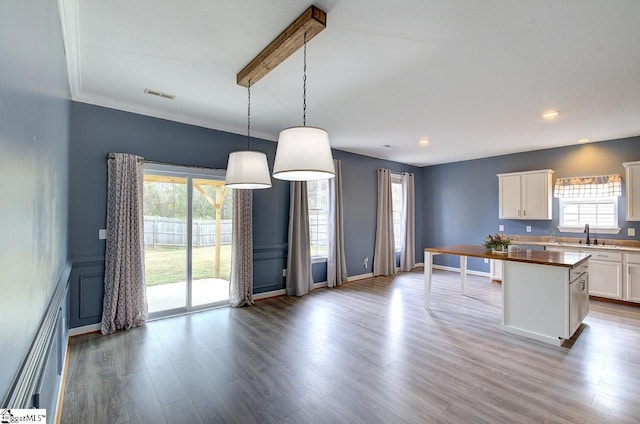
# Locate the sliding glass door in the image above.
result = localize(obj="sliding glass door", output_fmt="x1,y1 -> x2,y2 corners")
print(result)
191,178 -> 232,307
143,164 -> 232,317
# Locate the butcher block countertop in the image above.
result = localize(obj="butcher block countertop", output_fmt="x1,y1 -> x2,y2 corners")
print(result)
424,244 -> 590,268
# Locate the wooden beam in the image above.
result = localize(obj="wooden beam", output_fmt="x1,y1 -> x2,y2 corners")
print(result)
236,5 -> 326,87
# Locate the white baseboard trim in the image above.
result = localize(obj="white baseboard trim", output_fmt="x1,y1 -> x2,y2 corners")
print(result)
347,272 -> 374,282
68,323 -> 101,337
253,289 -> 286,300
432,264 -> 490,278
415,262 -> 424,267
253,281 -> 329,301
55,339 -> 71,424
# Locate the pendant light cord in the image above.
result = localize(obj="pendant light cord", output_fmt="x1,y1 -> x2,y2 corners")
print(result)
303,32 -> 307,127
247,79 -> 251,150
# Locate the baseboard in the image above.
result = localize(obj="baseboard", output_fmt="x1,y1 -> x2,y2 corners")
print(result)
432,264 -> 490,278
54,341 -> 71,424
347,272 -> 374,282
253,280 -> 329,301
68,323 -> 101,337
253,289 -> 286,300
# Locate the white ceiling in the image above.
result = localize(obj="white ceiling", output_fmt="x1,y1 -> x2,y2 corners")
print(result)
58,0 -> 640,166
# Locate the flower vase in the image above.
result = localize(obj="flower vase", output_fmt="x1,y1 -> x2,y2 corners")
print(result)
492,246 -> 507,254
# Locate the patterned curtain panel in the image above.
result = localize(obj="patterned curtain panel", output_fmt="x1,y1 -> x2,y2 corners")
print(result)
327,159 -> 348,287
101,153 -> 147,335
400,172 -> 415,272
287,181 -> 314,296
374,168 -> 396,276
554,174 -> 622,198
229,189 -> 254,307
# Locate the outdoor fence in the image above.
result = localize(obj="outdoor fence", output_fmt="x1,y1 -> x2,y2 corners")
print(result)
144,216 -> 232,247
144,214 -> 329,250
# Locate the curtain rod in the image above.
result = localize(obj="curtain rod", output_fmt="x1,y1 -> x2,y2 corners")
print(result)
106,153 -> 223,172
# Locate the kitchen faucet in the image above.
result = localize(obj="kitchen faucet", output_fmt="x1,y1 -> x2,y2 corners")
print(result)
584,223 -> 590,245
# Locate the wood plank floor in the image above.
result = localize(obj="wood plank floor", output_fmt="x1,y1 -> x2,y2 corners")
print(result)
60,269 -> 640,423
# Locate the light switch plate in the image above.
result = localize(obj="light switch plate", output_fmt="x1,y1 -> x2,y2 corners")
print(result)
526,226 -> 532,233
499,225 -> 504,231
484,258 -> 489,263
629,228 -> 636,237
98,229 -> 107,239
283,269 -> 287,277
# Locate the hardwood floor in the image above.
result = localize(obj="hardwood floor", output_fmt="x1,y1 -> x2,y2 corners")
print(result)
60,269 -> 640,423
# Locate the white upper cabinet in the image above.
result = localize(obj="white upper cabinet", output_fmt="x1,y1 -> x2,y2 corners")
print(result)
623,161 -> 640,221
497,169 -> 554,220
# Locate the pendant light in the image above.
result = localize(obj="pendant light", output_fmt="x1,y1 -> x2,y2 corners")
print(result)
225,80 -> 272,189
273,32 -> 335,181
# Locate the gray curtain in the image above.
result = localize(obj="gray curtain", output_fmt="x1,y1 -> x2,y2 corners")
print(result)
327,159 -> 347,287
229,189 -> 254,307
374,168 -> 396,276
400,172 -> 415,272
101,153 -> 147,335
287,181 -> 314,296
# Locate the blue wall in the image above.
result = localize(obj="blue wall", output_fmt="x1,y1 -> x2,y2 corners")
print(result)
423,136 -> 640,270
333,149 -> 424,274
68,102 -> 423,327
0,1 -> 70,400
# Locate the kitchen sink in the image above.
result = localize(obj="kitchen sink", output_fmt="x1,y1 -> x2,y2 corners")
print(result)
549,242 -> 620,249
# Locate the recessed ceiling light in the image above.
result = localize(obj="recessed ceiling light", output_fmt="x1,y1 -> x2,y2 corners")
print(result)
577,138 -> 590,143
419,138 -> 430,146
542,110 -> 559,120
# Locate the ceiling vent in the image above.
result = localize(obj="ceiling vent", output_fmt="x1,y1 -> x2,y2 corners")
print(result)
144,88 -> 175,100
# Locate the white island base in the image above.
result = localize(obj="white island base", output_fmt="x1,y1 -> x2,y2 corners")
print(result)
501,260 -> 589,346
424,245 -> 590,346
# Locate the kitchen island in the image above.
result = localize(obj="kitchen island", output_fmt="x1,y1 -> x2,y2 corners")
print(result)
424,245 -> 591,346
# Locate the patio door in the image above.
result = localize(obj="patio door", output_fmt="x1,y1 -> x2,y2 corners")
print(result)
142,164 -> 232,317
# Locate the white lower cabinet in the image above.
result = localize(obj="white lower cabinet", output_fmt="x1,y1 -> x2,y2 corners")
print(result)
588,259 -> 623,299
626,254 -> 640,302
569,273 -> 589,336
490,259 -> 503,281
546,246 -> 638,303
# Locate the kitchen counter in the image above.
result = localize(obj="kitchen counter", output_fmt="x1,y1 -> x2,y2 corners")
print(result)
425,244 -> 590,268
424,244 -> 591,346
509,238 -> 640,253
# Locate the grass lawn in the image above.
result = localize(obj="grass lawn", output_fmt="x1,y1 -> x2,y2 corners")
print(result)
144,245 -> 232,286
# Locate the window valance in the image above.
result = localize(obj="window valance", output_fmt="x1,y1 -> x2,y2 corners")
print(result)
554,174 -> 622,198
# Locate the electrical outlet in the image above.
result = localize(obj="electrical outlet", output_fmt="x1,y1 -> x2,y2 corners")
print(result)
98,229 -> 107,239
484,258 -> 489,263
629,228 -> 636,237
526,226 -> 532,233
283,269 -> 287,277
499,225 -> 504,231
363,257 -> 369,269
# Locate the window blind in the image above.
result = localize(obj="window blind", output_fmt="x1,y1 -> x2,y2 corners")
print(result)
554,174 -> 622,198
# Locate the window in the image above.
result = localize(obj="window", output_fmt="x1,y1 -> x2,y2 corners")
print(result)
391,174 -> 402,251
555,174 -> 621,234
308,180 -> 329,258
559,197 -> 618,230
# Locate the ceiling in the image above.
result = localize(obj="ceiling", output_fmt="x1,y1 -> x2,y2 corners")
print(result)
58,0 -> 640,167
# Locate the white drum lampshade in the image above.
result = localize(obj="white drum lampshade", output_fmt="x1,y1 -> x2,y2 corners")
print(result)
272,126 -> 335,181
225,150 -> 272,189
